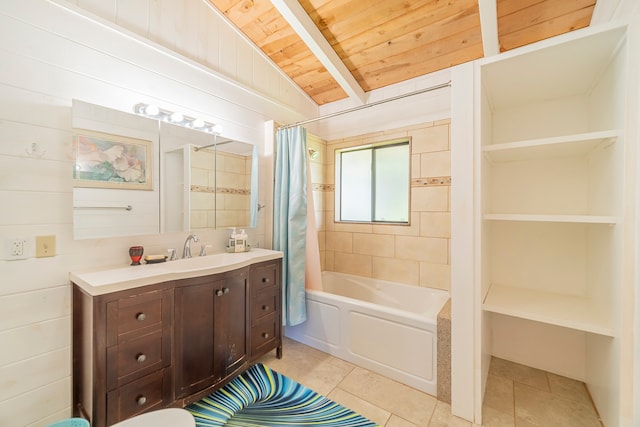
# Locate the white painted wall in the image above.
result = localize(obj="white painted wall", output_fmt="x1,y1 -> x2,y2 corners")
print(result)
314,69 -> 451,141
619,17 -> 640,427
61,0 -> 316,121
449,62 -> 475,423
0,1 -> 315,425
635,41 -> 640,427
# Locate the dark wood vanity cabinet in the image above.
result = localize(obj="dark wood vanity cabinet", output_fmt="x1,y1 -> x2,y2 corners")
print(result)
73,258 -> 282,427
173,267 -> 248,399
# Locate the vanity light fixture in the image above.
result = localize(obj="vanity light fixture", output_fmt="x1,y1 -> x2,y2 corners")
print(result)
133,103 -> 223,135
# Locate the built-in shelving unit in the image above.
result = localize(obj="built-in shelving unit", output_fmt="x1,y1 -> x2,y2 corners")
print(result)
483,284 -> 614,337
476,22 -> 638,427
482,130 -> 618,163
482,214 -> 618,225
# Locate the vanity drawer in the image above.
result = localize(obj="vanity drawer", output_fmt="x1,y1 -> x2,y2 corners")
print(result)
251,314 -> 279,355
106,368 -> 170,425
251,290 -> 277,324
107,330 -> 169,390
250,262 -> 279,293
107,289 -> 170,345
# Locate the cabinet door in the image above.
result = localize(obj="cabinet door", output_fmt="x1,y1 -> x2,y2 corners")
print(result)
174,277 -> 224,398
215,268 -> 248,377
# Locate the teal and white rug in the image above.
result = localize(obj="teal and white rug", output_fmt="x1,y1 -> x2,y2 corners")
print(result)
186,363 -> 378,427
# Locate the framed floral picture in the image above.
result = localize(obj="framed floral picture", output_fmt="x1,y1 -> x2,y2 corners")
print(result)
73,129 -> 153,190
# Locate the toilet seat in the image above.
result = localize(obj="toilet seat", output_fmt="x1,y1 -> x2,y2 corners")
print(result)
109,408 -> 195,427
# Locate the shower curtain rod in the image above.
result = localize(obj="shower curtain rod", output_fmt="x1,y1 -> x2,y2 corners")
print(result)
278,81 -> 451,130
194,140 -> 233,151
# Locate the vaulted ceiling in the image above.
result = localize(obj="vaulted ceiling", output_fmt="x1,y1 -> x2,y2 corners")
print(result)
208,0 -> 596,105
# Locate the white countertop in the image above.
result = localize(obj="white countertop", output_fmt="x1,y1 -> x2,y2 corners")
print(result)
70,248 -> 283,296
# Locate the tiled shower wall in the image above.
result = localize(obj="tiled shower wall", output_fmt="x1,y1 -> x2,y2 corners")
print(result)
190,146 -> 216,229
309,119 -> 451,291
215,150 -> 252,228
190,148 -> 252,230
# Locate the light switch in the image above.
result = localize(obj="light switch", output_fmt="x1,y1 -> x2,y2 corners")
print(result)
36,235 -> 56,258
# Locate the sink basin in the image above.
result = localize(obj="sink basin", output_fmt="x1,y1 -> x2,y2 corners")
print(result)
70,248 -> 283,296
163,252 -> 251,272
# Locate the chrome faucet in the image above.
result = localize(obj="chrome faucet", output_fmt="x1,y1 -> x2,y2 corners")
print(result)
182,234 -> 199,258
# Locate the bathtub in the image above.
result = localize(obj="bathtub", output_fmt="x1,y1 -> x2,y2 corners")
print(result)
285,271 -> 449,395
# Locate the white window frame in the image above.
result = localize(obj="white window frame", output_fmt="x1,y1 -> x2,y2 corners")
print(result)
335,138 -> 411,225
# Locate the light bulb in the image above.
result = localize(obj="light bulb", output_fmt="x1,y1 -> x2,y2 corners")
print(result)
144,104 -> 160,116
212,124 -> 223,135
170,112 -> 184,122
191,118 -> 205,128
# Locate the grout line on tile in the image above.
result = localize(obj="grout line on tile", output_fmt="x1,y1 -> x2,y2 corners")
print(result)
545,371 -> 551,395
330,365 -> 357,400
425,401 -> 437,427
334,387 -> 392,426
511,378 -> 517,423
385,414 -> 415,427
584,384 -> 605,427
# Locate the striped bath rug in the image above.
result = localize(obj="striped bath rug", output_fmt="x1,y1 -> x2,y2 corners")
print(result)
186,363 -> 378,427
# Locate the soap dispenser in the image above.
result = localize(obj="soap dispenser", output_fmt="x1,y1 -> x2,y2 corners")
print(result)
240,229 -> 249,252
228,228 -> 237,252
235,229 -> 246,253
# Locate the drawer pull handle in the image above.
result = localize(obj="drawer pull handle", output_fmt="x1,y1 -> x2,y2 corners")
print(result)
137,396 -> 147,406
136,353 -> 147,363
262,278 -> 270,283
262,305 -> 270,311
216,289 -> 223,297
223,287 -> 230,294
136,312 -> 146,321
262,332 -> 270,339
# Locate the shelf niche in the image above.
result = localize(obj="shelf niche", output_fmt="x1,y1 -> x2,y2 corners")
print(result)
476,22 -> 633,427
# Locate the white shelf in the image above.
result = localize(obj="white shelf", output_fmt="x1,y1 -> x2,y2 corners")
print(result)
483,130 -> 618,163
483,214 -> 618,225
480,26 -> 626,110
483,284 -> 614,337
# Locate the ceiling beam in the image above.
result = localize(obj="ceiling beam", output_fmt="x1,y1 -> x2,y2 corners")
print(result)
478,0 -> 500,57
270,0 -> 367,105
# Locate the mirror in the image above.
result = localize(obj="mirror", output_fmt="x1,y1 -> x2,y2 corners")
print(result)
72,100 -> 257,239
209,139 -> 257,230
161,121 -> 257,233
72,100 -> 161,240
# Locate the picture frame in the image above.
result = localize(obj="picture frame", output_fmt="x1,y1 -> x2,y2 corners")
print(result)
73,129 -> 153,190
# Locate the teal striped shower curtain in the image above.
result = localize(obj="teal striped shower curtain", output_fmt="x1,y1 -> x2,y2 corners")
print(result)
273,126 -> 307,326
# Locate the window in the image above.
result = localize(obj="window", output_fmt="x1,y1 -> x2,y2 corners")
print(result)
336,139 -> 410,223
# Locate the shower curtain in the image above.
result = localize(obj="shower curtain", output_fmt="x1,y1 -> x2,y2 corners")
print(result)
274,126 -> 308,326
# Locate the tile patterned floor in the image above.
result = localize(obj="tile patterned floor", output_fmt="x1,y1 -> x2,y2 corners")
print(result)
258,338 -> 602,427
483,357 -> 603,427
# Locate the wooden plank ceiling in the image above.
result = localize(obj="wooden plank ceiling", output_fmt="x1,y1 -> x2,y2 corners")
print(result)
209,0 -> 596,105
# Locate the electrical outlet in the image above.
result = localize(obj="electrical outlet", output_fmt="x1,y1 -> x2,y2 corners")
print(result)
11,239 -> 23,256
36,235 -> 56,258
5,238 -> 28,260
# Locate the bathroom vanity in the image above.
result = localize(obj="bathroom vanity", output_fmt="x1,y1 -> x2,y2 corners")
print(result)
70,249 -> 283,427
